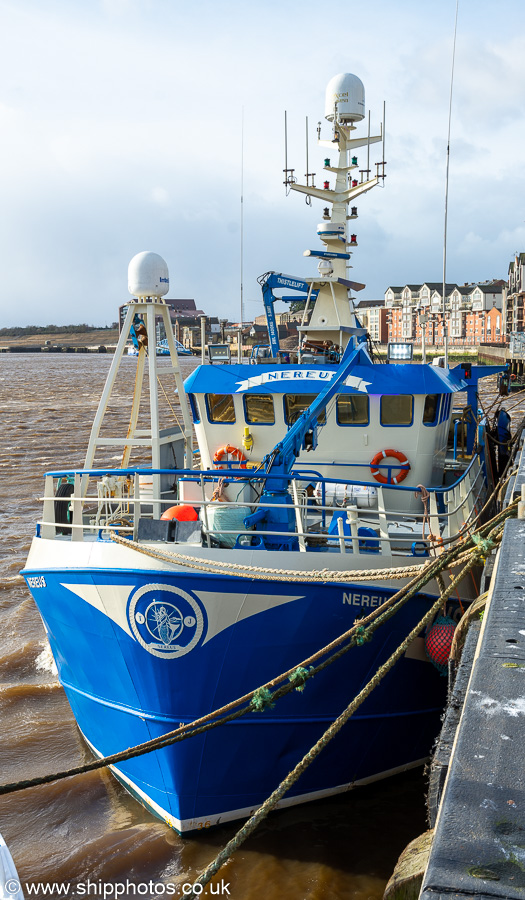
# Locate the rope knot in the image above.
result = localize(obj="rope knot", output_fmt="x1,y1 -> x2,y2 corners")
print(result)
472,533 -> 495,556
288,666 -> 313,693
355,625 -> 371,646
415,484 -> 430,502
250,687 -> 275,712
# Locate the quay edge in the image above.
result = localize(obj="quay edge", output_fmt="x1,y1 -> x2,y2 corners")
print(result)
384,439 -> 525,899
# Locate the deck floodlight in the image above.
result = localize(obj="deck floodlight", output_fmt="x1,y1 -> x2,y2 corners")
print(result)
387,342 -> 413,362
208,343 -> 231,364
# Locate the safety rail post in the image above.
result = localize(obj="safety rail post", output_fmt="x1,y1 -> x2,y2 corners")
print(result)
450,484 -> 462,538
71,473 -> 84,542
429,493 -> 441,547
376,486 -> 389,554
133,473 -> 140,541
42,475 -> 56,539
291,480 -> 307,552
347,505 -> 360,554
336,517 -> 346,553
459,468 -> 471,527
200,475 -> 211,548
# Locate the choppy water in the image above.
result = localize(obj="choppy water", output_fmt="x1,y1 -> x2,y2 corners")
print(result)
6,352 -> 514,899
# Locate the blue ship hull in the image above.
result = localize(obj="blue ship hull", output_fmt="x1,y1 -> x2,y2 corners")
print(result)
23,558 -> 446,831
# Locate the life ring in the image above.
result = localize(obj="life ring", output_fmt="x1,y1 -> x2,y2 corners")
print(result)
213,444 -> 247,468
370,449 -> 410,485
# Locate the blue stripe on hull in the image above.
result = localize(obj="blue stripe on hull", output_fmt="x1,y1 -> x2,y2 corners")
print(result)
23,566 -> 447,828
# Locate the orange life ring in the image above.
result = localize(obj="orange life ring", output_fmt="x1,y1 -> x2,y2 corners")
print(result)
370,448 -> 410,485
213,444 -> 247,468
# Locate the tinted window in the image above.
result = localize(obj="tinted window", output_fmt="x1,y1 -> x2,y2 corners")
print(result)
244,394 -> 275,424
284,394 -> 326,425
206,394 -> 236,423
423,394 -> 440,426
336,394 -> 369,425
188,393 -> 200,423
380,395 -> 413,426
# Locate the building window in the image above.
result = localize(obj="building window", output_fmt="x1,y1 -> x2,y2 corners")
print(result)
206,394 -> 236,423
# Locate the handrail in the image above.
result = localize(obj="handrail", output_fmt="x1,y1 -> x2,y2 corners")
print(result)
42,453 -> 481,497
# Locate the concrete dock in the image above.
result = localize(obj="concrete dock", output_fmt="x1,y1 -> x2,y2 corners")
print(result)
419,447 -> 525,897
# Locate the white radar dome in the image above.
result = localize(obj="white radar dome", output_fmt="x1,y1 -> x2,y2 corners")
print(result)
325,73 -> 365,123
128,251 -> 169,298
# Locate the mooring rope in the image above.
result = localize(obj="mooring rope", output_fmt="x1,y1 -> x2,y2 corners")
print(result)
110,498 -> 516,583
110,531 -> 427,582
188,523 -> 504,898
0,508 -> 512,799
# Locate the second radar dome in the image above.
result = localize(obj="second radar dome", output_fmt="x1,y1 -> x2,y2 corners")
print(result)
128,251 -> 169,298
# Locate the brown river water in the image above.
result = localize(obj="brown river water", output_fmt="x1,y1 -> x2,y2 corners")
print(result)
2,352 -> 521,900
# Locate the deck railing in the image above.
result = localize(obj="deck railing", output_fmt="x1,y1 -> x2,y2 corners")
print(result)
37,453 -> 486,558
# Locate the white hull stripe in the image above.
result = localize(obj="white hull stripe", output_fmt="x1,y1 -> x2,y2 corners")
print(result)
61,583 -> 306,644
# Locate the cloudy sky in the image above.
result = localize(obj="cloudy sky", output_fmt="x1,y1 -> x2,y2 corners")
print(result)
1,0 -> 524,327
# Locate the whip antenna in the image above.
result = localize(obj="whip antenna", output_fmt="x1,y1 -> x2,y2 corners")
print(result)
442,0 -> 460,368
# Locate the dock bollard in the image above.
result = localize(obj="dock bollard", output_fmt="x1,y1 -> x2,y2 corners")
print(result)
518,484 -> 525,520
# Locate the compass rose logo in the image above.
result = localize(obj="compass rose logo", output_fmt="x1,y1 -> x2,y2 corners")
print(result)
128,584 -> 205,658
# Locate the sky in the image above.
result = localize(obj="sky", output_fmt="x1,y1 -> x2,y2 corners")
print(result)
1,0 -> 525,327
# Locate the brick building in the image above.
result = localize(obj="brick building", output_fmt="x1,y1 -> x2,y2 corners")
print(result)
505,253 -> 525,335
384,281 -> 505,346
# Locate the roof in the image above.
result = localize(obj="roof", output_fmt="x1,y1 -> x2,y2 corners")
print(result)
166,299 -> 197,312
356,299 -> 383,308
184,361 -> 468,397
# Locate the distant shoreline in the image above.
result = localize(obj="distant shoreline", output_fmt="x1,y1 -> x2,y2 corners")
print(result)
0,327 -> 119,351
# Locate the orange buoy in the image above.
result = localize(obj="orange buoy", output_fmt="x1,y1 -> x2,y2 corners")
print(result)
161,505 -> 199,521
213,445 -> 248,468
425,615 -> 456,675
370,448 -> 410,485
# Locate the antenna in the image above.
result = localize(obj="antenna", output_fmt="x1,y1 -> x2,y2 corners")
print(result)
359,110 -> 371,184
283,111 -> 295,188
375,103 -> 387,180
304,116 -> 314,204
240,106 -> 244,327
442,0 -> 460,368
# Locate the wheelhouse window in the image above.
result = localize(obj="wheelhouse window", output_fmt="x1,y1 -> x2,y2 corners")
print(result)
188,393 -> 200,424
439,393 -> 452,423
284,394 -> 326,425
380,395 -> 413,426
206,394 -> 236,423
336,394 -> 369,425
423,394 -> 440,426
244,394 -> 275,425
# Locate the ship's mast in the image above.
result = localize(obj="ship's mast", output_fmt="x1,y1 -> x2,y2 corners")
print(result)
286,73 -> 385,351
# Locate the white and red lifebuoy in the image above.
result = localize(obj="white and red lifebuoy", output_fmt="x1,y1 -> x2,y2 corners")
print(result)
370,448 -> 410,485
213,444 -> 248,469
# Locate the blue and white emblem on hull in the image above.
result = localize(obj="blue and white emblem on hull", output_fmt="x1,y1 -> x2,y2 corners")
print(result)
128,584 -> 205,658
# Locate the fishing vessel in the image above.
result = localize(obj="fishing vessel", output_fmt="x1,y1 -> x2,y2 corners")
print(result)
127,338 -> 192,357
22,73 -> 505,833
